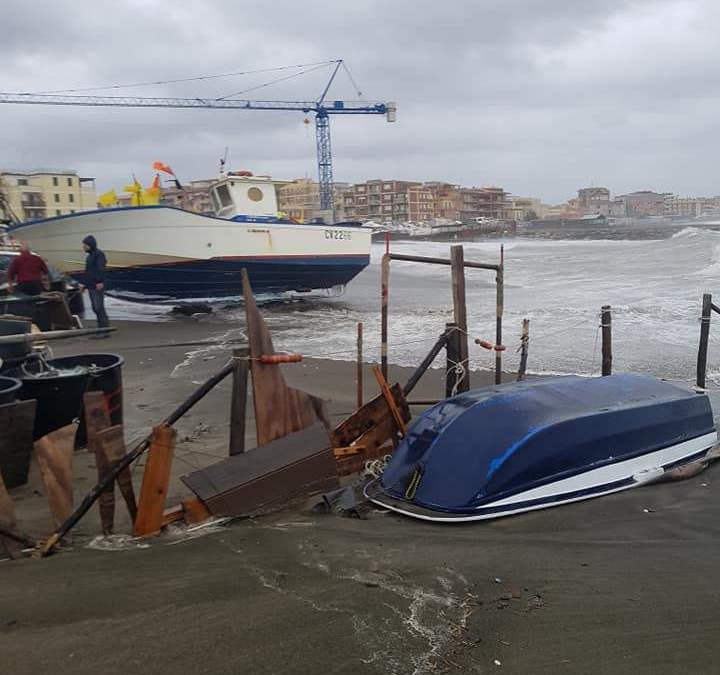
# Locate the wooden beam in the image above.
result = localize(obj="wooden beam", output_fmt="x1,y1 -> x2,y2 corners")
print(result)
387,253 -> 500,271
373,366 -> 407,437
517,318 -> 530,382
0,399 -> 36,489
495,255 -> 504,385
96,425 -> 137,522
601,305 -> 612,377
697,294 -> 712,389
381,254 -> 390,380
403,329 -> 448,397
84,391 -> 115,534
356,322 -> 363,408
450,246 -> 470,392
0,471 -> 23,559
133,425 -> 176,537
229,347 -> 250,455
35,424 -> 75,534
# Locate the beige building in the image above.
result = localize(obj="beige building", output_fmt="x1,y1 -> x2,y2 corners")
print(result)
160,179 -> 216,214
277,178 -> 320,222
0,169 -> 97,222
504,196 -> 544,221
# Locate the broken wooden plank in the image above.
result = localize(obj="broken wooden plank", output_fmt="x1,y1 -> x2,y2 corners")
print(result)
35,424 -> 75,532
0,399 -> 36,489
133,425 -> 176,537
182,497 -> 211,525
229,347 -> 249,455
96,425 -> 138,523
182,422 -> 338,518
331,384 -> 410,448
242,270 -> 327,446
373,367 -> 408,437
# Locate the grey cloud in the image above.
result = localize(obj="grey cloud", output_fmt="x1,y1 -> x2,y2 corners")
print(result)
0,0 -> 717,201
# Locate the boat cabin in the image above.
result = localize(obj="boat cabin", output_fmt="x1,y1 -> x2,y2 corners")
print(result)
210,172 -> 287,219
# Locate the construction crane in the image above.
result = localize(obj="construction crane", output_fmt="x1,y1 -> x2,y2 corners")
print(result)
0,59 -> 397,216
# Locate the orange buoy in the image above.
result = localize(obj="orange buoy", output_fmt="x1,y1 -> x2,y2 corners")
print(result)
259,353 -> 303,364
475,339 -> 494,350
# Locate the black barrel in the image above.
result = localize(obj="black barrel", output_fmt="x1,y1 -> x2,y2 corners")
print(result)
0,318 -> 32,369
7,353 -> 124,442
0,375 -> 21,405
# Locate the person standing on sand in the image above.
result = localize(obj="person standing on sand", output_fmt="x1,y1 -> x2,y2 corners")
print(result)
81,235 -> 110,331
6,241 -> 48,295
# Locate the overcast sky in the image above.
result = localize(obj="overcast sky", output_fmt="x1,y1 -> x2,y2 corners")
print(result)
1,0 -> 718,203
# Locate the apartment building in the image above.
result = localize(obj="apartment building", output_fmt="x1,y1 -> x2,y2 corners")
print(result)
0,169 -> 97,222
459,186 -> 506,221
344,180 -> 434,223
276,177 -> 320,222
619,191 -> 667,217
425,182 -> 463,221
577,187 -> 610,216
160,179 -> 217,214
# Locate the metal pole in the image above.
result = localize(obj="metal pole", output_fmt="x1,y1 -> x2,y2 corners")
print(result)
450,246 -> 470,392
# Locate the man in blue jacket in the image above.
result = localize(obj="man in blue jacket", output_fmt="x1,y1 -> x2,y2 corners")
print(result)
81,235 -> 110,331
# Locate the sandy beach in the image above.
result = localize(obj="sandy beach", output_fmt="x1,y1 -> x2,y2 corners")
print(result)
1,317 -> 719,675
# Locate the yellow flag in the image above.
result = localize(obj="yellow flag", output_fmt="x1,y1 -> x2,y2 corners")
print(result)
98,189 -> 117,207
124,181 -> 143,206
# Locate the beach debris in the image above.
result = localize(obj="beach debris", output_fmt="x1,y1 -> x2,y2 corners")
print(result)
169,302 -> 213,317
494,659 -> 502,666
182,422 -> 338,518
84,391 -> 137,534
35,424 -> 75,534
0,471 -> 34,559
86,534 -> 150,551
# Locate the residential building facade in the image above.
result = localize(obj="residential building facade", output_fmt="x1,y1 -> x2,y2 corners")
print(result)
577,187 -> 610,216
619,191 -> 667,217
343,180 -> 435,223
160,179 -> 216,214
459,186 -> 506,221
0,169 -> 97,222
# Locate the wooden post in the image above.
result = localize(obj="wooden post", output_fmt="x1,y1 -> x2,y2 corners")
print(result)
450,245 -> 470,392
229,347 -> 249,456
697,293 -> 712,389
495,251 -> 504,385
601,305 -> 612,376
517,318 -> 530,382
356,322 -> 363,408
381,254 -> 390,380
133,425 -> 177,537
35,425 -> 75,534
445,322 -> 461,398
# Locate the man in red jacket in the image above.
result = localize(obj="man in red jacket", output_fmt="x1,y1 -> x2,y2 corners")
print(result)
7,241 -> 48,296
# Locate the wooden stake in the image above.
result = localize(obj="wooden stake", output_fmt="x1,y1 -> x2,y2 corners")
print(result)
229,347 -> 249,455
697,293 -> 712,389
601,305 -> 612,377
0,472 -> 23,559
517,318 -> 530,382
445,322 -> 461,398
96,425 -> 137,522
133,425 -> 176,538
84,391 -> 115,533
495,251 -> 504,385
381,253 -> 390,380
450,245 -> 470,392
356,322 -> 363,408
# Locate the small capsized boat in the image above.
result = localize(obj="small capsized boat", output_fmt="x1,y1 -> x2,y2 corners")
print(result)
365,374 -> 717,522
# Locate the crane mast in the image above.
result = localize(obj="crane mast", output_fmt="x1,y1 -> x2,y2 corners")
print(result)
0,61 -> 396,217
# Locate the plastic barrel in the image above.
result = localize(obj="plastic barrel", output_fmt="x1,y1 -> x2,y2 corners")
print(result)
7,353 -> 124,442
0,317 -> 32,366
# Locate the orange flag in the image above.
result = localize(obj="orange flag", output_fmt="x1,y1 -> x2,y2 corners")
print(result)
153,161 -> 174,175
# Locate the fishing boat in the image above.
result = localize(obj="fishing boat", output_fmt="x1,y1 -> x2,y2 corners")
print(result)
366,374 -> 717,522
7,172 -> 371,301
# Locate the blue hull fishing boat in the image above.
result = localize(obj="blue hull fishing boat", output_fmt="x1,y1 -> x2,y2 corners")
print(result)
366,374 -> 717,521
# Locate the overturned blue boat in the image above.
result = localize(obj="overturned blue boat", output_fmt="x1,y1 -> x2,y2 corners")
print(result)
365,374 -> 717,522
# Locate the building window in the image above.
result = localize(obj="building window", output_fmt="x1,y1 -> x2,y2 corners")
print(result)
53,177 -> 59,186
56,209 -> 61,216
67,177 -> 73,186
17,178 -> 27,186
69,194 -> 75,203
54,194 -> 60,203
70,210 -> 75,214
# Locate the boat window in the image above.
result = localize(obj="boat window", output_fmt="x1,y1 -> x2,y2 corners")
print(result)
215,184 -> 233,208
248,187 -> 263,202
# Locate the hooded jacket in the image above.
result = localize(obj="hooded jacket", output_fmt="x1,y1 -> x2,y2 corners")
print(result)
83,235 -> 107,284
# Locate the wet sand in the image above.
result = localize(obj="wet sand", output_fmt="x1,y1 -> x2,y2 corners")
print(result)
1,318 -> 719,674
